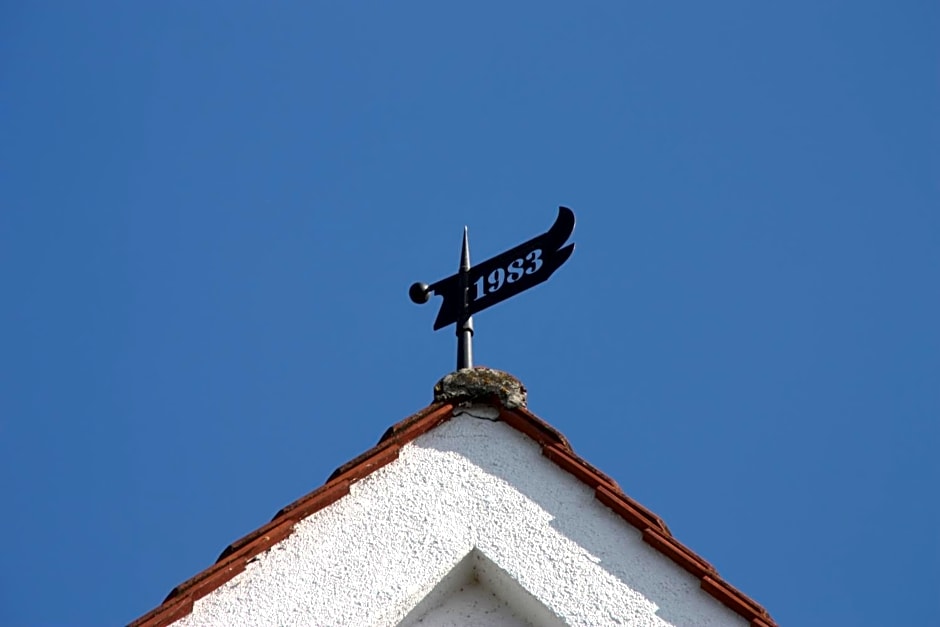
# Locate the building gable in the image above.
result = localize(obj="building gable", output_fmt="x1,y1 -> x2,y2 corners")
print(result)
131,370 -> 775,627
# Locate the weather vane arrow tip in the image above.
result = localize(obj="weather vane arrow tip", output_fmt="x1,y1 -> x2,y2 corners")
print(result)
460,226 -> 470,271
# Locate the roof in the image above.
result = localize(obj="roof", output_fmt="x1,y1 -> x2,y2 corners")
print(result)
129,369 -> 776,627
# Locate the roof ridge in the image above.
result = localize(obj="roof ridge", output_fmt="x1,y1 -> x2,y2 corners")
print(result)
129,401 -> 776,627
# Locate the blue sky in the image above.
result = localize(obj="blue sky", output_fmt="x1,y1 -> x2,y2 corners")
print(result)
2,3 -> 937,625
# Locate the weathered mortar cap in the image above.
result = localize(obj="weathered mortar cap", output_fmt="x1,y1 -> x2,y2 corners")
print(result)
433,367 -> 527,409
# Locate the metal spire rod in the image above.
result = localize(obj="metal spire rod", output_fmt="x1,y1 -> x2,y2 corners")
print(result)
456,226 -> 474,370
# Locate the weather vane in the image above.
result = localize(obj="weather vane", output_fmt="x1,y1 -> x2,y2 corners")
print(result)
410,206 -> 576,370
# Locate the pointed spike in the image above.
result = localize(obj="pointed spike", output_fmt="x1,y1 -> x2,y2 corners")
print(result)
460,226 -> 470,271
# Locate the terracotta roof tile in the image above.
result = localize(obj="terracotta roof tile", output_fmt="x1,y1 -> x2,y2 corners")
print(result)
129,401 -> 776,627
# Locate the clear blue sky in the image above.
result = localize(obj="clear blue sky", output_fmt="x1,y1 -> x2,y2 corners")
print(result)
2,3 -> 937,625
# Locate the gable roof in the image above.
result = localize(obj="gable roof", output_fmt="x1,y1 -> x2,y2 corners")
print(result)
129,370 -> 776,627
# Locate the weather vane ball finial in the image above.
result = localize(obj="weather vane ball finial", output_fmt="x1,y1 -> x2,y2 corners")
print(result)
409,206 -> 576,371
409,282 -> 431,304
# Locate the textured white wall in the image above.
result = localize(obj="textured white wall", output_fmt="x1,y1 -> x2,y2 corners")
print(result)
398,549 -> 540,627
174,408 -> 747,626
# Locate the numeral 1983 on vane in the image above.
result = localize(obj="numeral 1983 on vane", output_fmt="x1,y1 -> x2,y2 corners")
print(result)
472,249 -> 543,301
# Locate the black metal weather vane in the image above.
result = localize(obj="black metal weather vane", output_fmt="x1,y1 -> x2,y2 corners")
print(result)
410,206 -> 576,370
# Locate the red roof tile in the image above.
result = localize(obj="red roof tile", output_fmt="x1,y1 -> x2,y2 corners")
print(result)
129,401 -> 776,627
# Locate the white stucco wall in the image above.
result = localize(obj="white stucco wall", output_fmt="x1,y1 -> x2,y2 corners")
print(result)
398,548 -> 543,626
174,408 -> 747,627
404,581 -> 530,627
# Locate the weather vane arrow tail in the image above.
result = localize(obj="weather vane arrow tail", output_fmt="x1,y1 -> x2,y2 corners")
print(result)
410,206 -> 576,368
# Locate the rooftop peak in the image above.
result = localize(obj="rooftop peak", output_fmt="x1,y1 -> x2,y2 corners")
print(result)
433,367 -> 527,409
